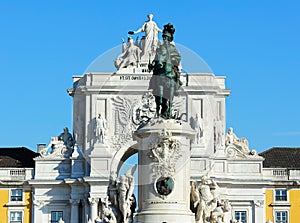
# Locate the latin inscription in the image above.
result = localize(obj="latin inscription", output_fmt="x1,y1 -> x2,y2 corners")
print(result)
119,75 -> 151,81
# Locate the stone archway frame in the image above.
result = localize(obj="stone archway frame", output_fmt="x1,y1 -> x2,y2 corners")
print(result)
110,140 -> 138,175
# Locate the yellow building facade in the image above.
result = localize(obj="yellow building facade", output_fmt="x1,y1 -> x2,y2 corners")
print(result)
0,182 -> 33,223
262,148 -> 300,223
265,189 -> 300,223
0,147 -> 37,223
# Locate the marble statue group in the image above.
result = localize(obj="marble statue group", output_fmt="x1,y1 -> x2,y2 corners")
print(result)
104,166 -> 137,223
115,14 -> 162,69
39,127 -> 75,158
190,176 -> 231,223
225,127 -> 258,158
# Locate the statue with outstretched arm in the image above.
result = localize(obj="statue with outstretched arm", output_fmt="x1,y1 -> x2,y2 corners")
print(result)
129,14 -> 162,59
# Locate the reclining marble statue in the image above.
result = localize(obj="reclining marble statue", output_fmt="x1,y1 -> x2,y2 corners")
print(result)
225,127 -> 258,158
39,127 -> 75,158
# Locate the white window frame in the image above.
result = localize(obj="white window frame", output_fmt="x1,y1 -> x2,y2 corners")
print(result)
274,189 -> 288,202
8,210 -> 24,223
10,189 -> 23,202
274,210 -> 288,223
50,211 -> 63,223
234,210 -> 248,223
272,206 -> 290,223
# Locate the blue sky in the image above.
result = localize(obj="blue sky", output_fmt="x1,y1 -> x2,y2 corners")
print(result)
0,0 -> 299,153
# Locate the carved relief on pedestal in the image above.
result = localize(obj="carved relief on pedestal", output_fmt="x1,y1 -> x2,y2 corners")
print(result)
147,129 -> 181,199
148,130 -> 182,179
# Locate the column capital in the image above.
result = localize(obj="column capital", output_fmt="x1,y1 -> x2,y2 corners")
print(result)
254,200 -> 264,207
88,197 -> 99,205
69,199 -> 81,206
33,200 -> 46,208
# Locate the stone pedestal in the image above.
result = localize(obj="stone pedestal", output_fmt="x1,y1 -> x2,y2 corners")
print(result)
89,144 -> 111,177
34,157 -> 71,180
191,143 -> 206,157
71,145 -> 85,178
134,119 -> 196,223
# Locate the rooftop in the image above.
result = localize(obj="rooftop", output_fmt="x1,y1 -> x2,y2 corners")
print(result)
260,147 -> 300,169
0,147 -> 39,168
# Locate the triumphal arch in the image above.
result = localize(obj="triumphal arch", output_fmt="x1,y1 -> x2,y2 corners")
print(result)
31,15 -> 265,223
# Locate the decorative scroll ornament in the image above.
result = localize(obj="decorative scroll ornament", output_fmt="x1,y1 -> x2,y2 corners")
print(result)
148,130 -> 181,179
225,145 -> 258,159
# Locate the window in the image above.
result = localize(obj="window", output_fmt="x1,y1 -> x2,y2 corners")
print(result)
11,189 -> 23,201
51,211 -> 63,223
235,211 -> 247,223
275,190 -> 287,201
275,211 -> 288,223
10,211 -> 22,223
